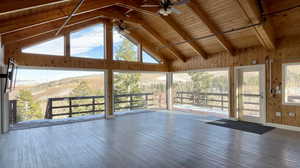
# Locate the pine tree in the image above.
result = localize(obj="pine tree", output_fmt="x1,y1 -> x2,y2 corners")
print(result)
17,89 -> 42,121
70,81 -> 93,115
113,35 -> 141,109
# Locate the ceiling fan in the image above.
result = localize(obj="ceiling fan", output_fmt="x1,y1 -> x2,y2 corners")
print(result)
141,0 -> 190,16
113,20 -> 131,35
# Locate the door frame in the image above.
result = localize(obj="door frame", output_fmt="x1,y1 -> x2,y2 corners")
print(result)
234,64 -> 266,124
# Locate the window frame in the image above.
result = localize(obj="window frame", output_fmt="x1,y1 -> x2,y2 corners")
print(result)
69,23 -> 105,60
282,62 -> 300,106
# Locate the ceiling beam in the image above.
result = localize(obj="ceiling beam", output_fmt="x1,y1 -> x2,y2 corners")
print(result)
0,0 -> 71,16
115,2 -> 159,16
186,0 -> 235,55
1,9 -> 142,45
236,0 -> 275,49
161,16 -> 207,59
56,0 -> 85,35
141,23 -> 186,62
0,0 -> 120,35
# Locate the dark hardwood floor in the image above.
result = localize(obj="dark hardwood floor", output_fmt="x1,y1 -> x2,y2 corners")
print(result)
1,111 -> 300,168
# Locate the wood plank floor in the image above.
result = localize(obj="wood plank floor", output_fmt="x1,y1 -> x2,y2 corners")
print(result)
1,111 -> 300,168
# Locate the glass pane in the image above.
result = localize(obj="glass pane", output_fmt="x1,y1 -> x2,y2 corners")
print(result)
285,65 -> 300,103
241,71 -> 260,117
22,37 -> 64,56
113,72 -> 166,112
143,51 -> 159,64
113,29 -> 138,61
173,70 -> 229,118
70,24 -> 104,59
9,68 -> 104,122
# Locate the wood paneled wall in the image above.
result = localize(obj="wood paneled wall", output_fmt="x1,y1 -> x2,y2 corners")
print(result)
171,36 -> 300,127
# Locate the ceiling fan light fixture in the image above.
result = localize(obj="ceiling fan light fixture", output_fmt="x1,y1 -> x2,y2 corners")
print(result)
159,8 -> 172,16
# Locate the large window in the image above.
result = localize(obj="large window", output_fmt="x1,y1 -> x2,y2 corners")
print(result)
70,24 -> 104,59
173,69 -> 229,117
283,63 -> 300,105
113,29 -> 138,62
9,68 -> 104,122
113,72 -> 166,112
22,36 -> 64,56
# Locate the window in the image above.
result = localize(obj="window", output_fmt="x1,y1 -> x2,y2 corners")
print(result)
10,68 -> 105,122
142,50 -> 159,64
22,37 -> 64,56
113,72 -> 166,112
113,29 -> 138,62
283,63 -> 300,105
70,24 -> 104,59
173,69 -> 229,118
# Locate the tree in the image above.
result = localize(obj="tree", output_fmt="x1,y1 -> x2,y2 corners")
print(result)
113,36 -> 141,109
17,89 -> 42,121
70,81 -> 92,97
114,38 -> 137,61
188,72 -> 213,93
69,81 -> 93,115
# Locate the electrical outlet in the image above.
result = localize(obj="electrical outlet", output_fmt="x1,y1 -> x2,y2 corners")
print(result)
288,112 -> 296,117
275,112 -> 282,117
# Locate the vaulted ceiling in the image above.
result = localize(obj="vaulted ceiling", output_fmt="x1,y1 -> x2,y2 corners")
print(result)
0,0 -> 299,63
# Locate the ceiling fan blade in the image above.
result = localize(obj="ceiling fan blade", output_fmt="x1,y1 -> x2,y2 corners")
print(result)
140,4 -> 161,7
173,0 -> 190,6
171,7 -> 182,14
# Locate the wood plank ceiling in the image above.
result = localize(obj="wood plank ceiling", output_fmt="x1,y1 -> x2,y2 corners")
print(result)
0,0 -> 299,63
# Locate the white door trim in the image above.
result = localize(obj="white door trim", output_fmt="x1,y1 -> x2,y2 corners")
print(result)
234,64 -> 266,124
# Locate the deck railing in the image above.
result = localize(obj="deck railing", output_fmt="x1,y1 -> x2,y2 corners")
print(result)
114,93 -> 154,111
45,96 -> 105,119
9,100 -> 17,124
175,91 -> 229,111
175,91 -> 263,112
44,93 -> 154,119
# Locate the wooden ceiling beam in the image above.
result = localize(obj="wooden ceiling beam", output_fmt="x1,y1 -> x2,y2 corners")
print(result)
56,0 -> 85,35
8,18 -> 109,49
141,23 -> 186,62
236,0 -> 275,49
0,0 -> 121,35
186,0 -> 235,55
115,1 -> 159,16
161,16 -> 208,59
0,0 -> 71,16
1,9 -> 142,45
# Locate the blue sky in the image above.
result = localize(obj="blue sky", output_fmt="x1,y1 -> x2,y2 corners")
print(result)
22,23 -> 159,63
18,24 -> 158,85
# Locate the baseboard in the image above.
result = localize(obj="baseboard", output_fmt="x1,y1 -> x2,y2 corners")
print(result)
264,123 -> 300,132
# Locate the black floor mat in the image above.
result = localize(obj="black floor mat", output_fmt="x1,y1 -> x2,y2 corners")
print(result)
206,119 -> 275,134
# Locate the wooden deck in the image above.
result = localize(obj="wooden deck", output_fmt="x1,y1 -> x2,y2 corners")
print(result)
1,111 -> 300,168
